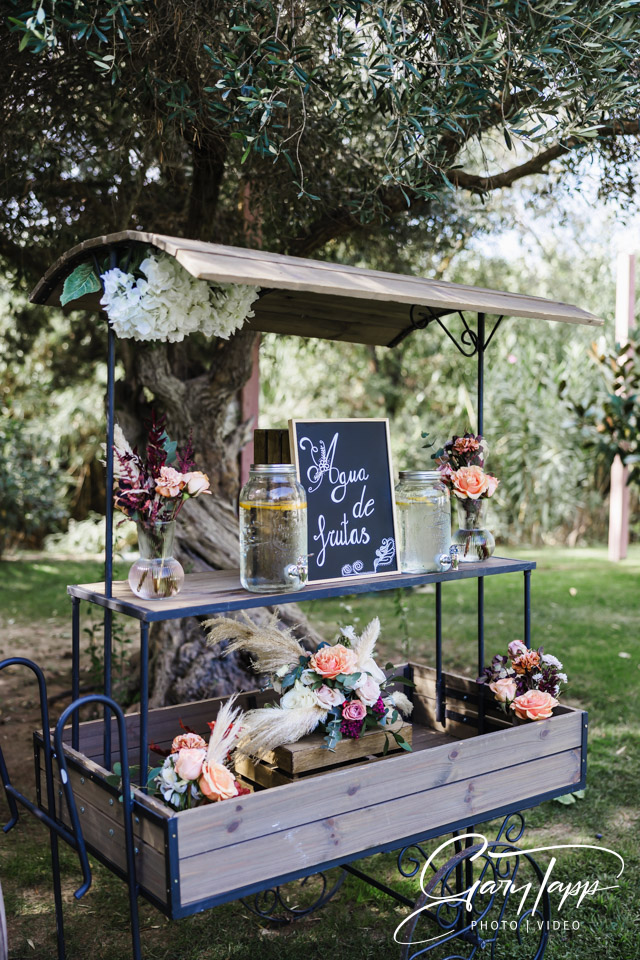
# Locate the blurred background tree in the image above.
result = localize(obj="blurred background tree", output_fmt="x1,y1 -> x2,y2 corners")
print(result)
2,1 -> 640,699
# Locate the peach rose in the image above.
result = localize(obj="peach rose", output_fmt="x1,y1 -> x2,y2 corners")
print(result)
174,747 -> 206,781
342,699 -> 367,722
309,643 -> 357,679
485,473 -> 499,497
451,465 -> 490,500
171,732 -> 207,752
155,466 -> 187,498
489,678 -> 517,703
185,471 -> 211,496
510,689 -> 558,721
199,760 -> 239,802
315,684 -> 346,710
512,650 -> 541,675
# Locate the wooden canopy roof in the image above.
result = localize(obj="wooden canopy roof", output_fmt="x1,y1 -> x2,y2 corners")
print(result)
30,230 -> 603,348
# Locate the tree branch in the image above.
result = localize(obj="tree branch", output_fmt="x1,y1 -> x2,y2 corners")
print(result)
446,121 -> 640,193
293,120 -> 640,257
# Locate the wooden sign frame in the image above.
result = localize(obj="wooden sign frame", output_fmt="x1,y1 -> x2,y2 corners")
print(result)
288,418 -> 400,584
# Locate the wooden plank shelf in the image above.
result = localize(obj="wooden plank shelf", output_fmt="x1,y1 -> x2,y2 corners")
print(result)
67,555 -> 536,622
35,662 -> 586,921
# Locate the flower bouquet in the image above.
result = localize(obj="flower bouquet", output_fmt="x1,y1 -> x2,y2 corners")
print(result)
478,640 -> 568,722
205,614 -> 413,754
147,697 -> 251,810
431,431 -> 499,561
113,412 -> 211,598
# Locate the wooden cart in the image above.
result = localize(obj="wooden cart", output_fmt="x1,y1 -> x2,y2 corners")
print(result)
1,234 -> 599,959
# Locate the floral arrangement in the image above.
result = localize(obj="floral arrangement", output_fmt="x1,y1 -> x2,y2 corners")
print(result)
430,431 -> 499,502
112,412 -> 211,527
60,249 -> 259,343
147,697 -> 251,810
478,639 -> 568,721
205,614 -> 413,754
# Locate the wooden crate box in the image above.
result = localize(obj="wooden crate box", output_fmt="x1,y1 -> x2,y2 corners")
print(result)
35,663 -> 587,920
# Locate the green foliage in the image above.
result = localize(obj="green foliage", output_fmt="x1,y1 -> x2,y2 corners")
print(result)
4,0 -> 640,268
0,413 -> 65,556
7,0 -> 640,209
584,328 -> 640,486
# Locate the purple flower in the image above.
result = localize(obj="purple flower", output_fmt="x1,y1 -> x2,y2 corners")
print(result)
340,718 -> 365,739
371,696 -> 386,719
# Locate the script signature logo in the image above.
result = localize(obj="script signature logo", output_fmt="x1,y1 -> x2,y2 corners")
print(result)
394,833 -> 624,947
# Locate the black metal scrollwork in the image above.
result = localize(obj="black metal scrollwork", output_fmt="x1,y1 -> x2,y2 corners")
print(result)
240,869 -> 346,924
389,307 -> 503,355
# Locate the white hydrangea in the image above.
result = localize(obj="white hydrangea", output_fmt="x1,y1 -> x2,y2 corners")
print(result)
99,252 -> 259,343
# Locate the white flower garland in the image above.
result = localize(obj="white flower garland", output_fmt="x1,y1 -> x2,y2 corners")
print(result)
99,252 -> 259,343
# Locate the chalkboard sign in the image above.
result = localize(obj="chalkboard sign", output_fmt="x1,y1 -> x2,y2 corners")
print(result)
289,418 -> 399,583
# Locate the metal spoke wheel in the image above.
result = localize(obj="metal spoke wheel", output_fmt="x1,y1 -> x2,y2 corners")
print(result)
398,838 -> 551,960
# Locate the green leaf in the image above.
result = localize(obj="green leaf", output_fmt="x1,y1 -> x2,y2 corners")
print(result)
61,262 -> 101,306
163,438 -> 178,464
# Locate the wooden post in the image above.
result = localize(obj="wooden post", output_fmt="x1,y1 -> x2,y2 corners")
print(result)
608,251 -> 635,562
239,335 -> 261,487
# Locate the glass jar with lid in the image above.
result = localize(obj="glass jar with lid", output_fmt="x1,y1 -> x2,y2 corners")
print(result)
239,464 -> 308,593
395,470 -> 451,573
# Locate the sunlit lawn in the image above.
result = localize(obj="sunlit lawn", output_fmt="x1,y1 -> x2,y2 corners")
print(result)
1,546 -> 639,959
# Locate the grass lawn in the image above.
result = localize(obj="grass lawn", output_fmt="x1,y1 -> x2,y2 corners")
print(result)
1,546 -> 639,959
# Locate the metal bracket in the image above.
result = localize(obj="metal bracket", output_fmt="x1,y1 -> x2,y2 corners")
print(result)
389,306 -> 504,355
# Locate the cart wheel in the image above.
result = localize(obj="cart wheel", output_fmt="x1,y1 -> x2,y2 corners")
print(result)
241,868 -> 346,924
0,879 -> 7,960
398,841 -> 550,960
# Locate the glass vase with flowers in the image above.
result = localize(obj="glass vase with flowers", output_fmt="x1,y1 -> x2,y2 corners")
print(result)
430,431 -> 499,562
112,413 -> 211,599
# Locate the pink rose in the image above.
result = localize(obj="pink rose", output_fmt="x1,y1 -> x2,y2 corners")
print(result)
356,675 -> 382,707
185,471 -> 211,496
510,689 -> 558,721
199,760 -> 239,802
342,699 -> 367,722
310,643 -> 358,679
315,685 -> 346,710
174,747 -> 206,781
489,678 -> 517,703
155,466 -> 187,498
507,640 -> 527,659
171,732 -> 206,752
450,465 -> 491,500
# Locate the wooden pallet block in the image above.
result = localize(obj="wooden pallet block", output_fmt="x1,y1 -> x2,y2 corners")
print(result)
237,720 -> 413,787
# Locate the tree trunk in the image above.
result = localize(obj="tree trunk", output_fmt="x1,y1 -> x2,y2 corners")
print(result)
118,328 -> 323,706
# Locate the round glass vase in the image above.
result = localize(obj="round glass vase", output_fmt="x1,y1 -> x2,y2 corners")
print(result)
128,520 -> 185,599
452,498 -> 495,563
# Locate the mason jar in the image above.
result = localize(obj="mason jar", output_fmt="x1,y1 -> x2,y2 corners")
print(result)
395,470 -> 451,573
239,464 -> 308,592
